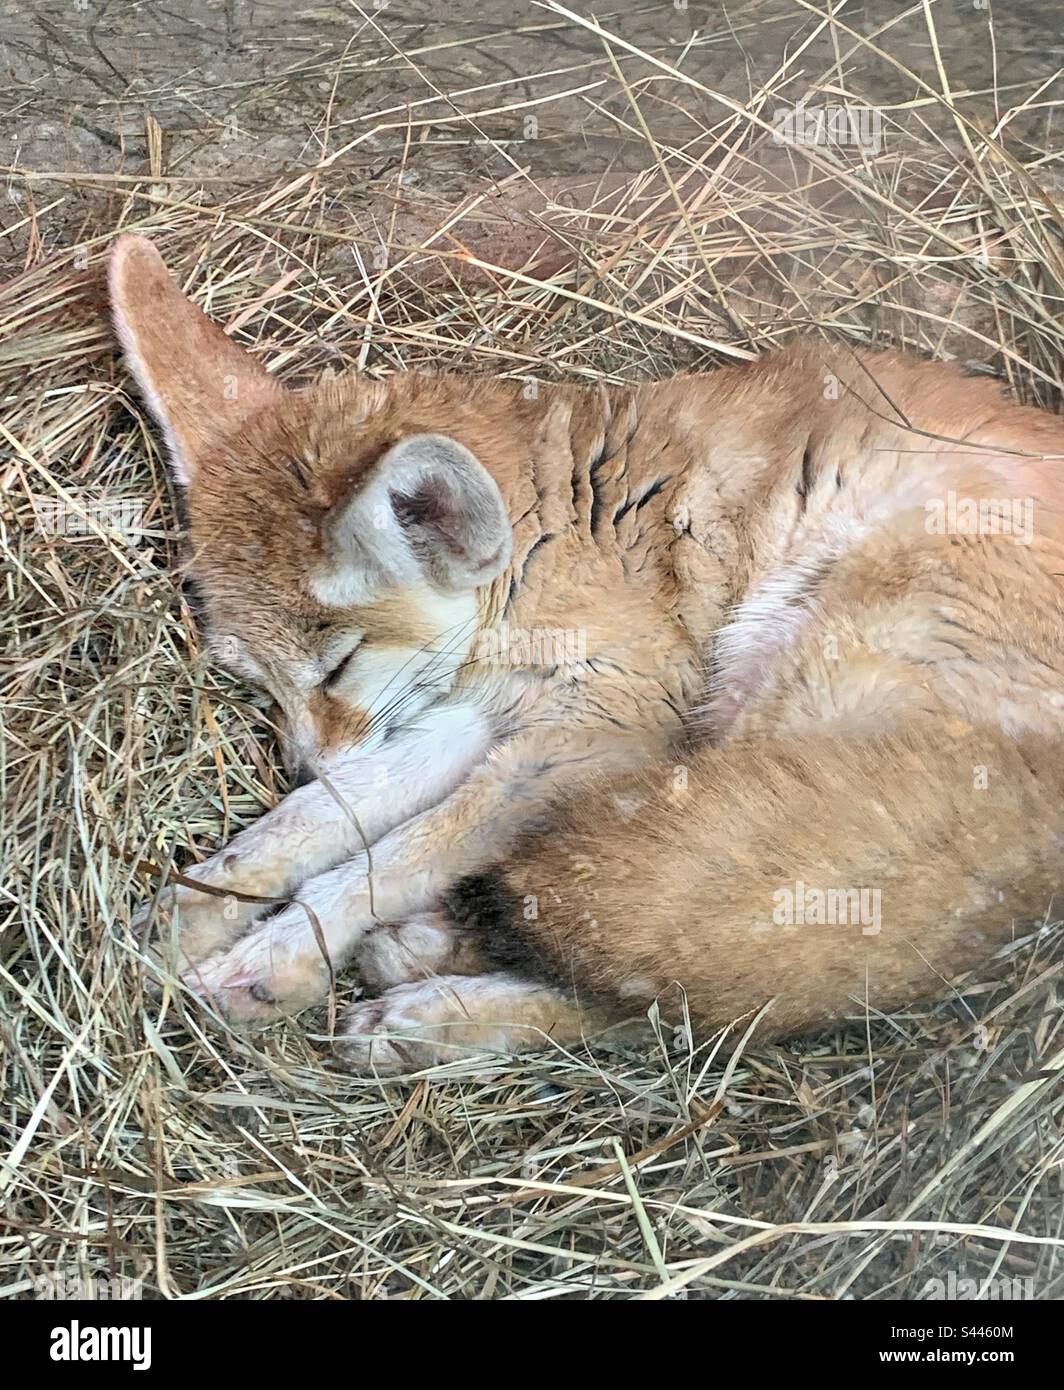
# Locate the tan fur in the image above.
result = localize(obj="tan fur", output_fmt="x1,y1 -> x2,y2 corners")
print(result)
467,728 -> 1064,1038
110,234 -> 1064,1072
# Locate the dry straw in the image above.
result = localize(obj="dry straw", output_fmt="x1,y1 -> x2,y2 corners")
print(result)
1,2 -> 1062,1299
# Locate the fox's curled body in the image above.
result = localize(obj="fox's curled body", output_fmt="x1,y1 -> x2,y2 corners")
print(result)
111,235 -> 1064,1071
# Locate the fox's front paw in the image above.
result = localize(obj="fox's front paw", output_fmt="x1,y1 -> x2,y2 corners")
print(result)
134,856 -> 279,971
181,903 -> 334,1024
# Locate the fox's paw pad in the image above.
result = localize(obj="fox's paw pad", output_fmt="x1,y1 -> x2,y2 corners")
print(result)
183,921 -> 332,1025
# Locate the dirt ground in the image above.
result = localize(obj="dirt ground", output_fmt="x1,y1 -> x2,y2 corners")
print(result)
2,0 -> 1060,254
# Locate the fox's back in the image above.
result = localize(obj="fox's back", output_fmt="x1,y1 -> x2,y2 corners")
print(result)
461,346 -> 1064,746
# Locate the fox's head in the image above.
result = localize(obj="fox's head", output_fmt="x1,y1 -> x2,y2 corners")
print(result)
109,235 -> 517,783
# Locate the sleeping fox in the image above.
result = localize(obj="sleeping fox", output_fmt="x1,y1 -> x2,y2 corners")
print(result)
110,233 -> 1064,1072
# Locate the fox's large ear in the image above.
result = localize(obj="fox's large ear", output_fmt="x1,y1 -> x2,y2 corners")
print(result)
319,434 -> 512,599
108,235 -> 285,486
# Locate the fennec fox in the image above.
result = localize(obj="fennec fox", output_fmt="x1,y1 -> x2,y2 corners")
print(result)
111,234 -> 1064,1072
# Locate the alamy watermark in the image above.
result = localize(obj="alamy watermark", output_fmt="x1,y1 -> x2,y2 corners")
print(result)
34,1271 -> 151,1367
49,1321 -> 151,1371
921,1272 -> 1033,1301
475,623 -> 587,668
32,1269 -> 145,1300
772,879 -> 881,935
35,496 -> 147,541
925,491 -> 1034,545
772,103 -> 883,153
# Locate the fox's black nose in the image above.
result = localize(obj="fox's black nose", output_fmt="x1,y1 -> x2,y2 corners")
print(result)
291,763 -> 316,789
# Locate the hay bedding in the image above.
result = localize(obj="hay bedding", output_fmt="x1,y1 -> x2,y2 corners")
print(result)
1,2 -> 1062,1300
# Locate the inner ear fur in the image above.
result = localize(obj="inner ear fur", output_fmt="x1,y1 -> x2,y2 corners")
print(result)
109,235 -> 285,485
323,433 -> 513,595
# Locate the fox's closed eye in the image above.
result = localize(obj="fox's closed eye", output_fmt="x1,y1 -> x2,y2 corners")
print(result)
322,647 -> 359,690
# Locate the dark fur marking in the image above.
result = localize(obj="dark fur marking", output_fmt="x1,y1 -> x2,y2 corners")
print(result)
588,416 -> 639,536
443,871 -> 563,986
797,445 -> 815,513
613,474 -> 671,525
588,436 -> 611,472
588,461 -> 608,535
520,531 -> 555,581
